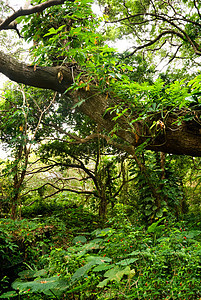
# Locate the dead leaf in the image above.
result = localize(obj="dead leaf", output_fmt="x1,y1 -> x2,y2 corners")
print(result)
57,71 -> 64,83
85,84 -> 90,91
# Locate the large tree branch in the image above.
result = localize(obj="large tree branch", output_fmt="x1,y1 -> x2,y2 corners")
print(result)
0,50 -> 72,92
0,0 -> 70,31
0,51 -> 201,157
0,18 -> 17,30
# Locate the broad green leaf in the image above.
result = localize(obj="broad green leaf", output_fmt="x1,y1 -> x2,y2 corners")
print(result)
12,277 -> 68,296
128,250 -> 140,256
186,230 -> 201,238
44,25 -> 66,37
93,264 -> 114,272
97,278 -> 110,288
72,235 -> 87,244
71,256 -> 112,282
18,269 -> 47,279
147,217 -> 165,233
0,291 -> 18,298
116,258 -> 138,265
103,266 -> 130,281
92,227 -> 113,237
86,255 -> 112,264
145,209 -> 152,216
97,266 -> 130,287
71,262 -> 94,282
156,209 -> 163,218
76,239 -> 102,255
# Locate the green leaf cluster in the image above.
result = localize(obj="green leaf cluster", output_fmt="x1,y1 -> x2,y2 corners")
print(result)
3,216 -> 200,299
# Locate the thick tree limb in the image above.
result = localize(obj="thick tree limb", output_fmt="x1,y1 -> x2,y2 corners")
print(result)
0,17 -> 23,37
0,0 -> 69,31
0,50 -> 72,92
0,17 -> 16,30
0,51 -> 201,157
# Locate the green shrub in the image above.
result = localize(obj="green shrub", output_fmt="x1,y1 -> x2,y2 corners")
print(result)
3,217 -> 200,299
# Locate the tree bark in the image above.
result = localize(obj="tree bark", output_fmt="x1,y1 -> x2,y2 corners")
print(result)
0,51 -> 201,157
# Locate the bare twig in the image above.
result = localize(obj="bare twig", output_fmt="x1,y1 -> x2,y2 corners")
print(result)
30,92 -> 57,150
194,0 -> 201,19
126,30 -> 185,57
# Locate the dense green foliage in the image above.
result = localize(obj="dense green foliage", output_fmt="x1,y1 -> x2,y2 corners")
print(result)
0,204 -> 201,299
0,0 -> 201,298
